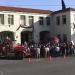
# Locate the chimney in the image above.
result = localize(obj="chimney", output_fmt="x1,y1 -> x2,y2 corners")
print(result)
61,0 -> 66,10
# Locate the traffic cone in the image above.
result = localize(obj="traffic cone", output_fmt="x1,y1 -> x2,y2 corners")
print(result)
24,58 -> 32,63
63,54 -> 66,59
48,56 -> 52,61
28,58 -> 32,63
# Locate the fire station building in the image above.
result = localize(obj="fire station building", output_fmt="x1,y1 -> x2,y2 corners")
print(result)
0,6 -> 75,44
0,6 -> 52,44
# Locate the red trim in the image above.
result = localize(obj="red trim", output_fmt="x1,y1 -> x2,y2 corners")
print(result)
16,24 -> 32,31
20,25 -> 32,28
0,6 -> 52,14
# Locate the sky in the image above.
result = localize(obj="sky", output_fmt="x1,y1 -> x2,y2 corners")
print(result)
0,0 -> 75,11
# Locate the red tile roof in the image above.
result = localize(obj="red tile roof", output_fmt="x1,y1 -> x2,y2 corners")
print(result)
0,6 -> 52,14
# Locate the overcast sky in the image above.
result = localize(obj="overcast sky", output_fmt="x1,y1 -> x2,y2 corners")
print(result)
0,0 -> 75,11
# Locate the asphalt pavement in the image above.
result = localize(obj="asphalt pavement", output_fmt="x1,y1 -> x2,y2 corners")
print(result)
0,57 -> 75,75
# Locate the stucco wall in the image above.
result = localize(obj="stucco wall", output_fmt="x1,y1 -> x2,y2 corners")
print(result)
0,11 -> 51,44
52,11 -> 71,42
70,11 -> 75,44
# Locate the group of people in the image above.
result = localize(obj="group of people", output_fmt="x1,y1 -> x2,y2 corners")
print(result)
23,41 -> 75,58
0,36 -> 75,58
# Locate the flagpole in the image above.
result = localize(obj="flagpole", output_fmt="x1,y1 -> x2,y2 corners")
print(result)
32,24 -> 34,43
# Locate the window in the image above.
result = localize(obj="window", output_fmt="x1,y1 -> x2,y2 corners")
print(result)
29,16 -> 33,26
74,14 -> 75,21
56,16 -> 60,25
46,17 -> 50,25
39,17 -> 44,25
62,15 -> 66,24
20,15 -> 26,25
73,24 -> 75,29
0,14 -> 4,24
8,15 -> 14,25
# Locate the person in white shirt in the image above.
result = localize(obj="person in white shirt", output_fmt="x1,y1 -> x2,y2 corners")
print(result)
36,46 -> 40,58
45,46 -> 50,57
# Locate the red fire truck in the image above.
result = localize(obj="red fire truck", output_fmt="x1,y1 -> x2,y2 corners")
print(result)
0,39 -> 31,59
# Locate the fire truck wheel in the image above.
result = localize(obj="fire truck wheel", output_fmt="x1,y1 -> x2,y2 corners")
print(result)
16,52 -> 23,60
